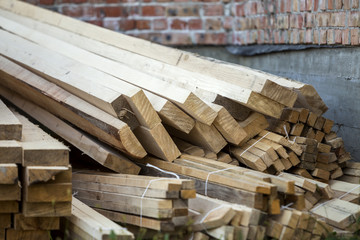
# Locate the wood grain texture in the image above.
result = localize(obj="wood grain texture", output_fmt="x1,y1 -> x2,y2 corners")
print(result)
0,99 -> 22,140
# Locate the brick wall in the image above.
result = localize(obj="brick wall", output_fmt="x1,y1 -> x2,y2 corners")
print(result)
25,0 -> 360,45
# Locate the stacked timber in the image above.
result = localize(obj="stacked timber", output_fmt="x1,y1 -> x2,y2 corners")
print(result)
71,171 -> 196,234
339,161 -> 360,184
0,1 -> 358,239
0,100 -> 72,240
62,198 -> 134,240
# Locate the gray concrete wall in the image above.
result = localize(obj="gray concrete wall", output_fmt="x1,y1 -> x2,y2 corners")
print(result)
182,47 -> 360,160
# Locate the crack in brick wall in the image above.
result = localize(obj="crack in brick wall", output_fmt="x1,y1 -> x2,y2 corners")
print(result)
25,0 -> 360,45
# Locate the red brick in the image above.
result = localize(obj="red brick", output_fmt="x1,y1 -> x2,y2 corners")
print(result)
247,30 -> 258,44
335,0 -> 343,8
258,2 -> 266,14
351,28 -> 359,45
166,6 -> 199,16
162,33 -> 192,45
267,1 -> 276,13
305,13 -> 314,27
143,6 -> 165,16
39,0 -> 55,4
234,4 -> 245,16
223,17 -> 233,30
153,19 -> 167,30
204,4 -> 223,16
313,0 -> 319,11
313,30 -> 319,44
205,18 -> 222,30
328,0 -> 334,9
119,19 -> 135,31
263,30 -> 271,43
298,29 -> 305,43
243,2 -> 257,15
330,12 -> 346,27
195,32 -> 228,45
255,16 -> 268,29
319,30 -> 327,44
274,30 -> 281,43
291,29 -> 299,43
327,29 -> 335,44
319,0 -> 327,9
276,15 -> 289,29
343,0 -> 351,9
136,20 -> 151,30
85,19 -> 103,27
334,29 -> 342,43
62,5 -> 95,18
189,19 -> 202,29
97,6 -> 123,17
171,19 -> 188,30
257,30 -> 265,44
316,12 -> 330,26
305,29 -> 312,43
234,31 -> 247,45
352,0 -> 359,8
300,0 -> 306,11
59,0 -> 87,3
293,0 -> 300,11
342,29 -> 350,44
286,0 -> 292,12
290,14 -> 303,28
237,18 -> 247,30
306,0 -> 313,11
280,0 -> 286,12
349,12 -> 360,27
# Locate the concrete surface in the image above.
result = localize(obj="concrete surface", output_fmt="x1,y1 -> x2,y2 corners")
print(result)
182,46 -> 360,160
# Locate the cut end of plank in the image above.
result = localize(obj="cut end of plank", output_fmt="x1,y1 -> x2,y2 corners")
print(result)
118,126 -> 147,159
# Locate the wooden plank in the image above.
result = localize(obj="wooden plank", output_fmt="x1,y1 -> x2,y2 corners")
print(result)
258,130 -> 303,156
0,140 -> 22,164
0,12 -> 217,126
288,151 -> 300,166
24,183 -> 72,203
307,112 -> 318,127
6,229 -> 49,240
14,214 -> 59,230
0,99 -> 21,140
3,90 -> 140,174
317,143 -> 331,153
24,166 -> 70,186
314,130 -> 325,143
312,168 -> 330,180
0,58 -> 146,158
217,152 -> 233,163
272,209 -> 299,228
72,172 -> 184,191
94,208 -> 175,232
239,112 -> 269,144
166,121 -> 227,154
0,183 -> 21,201
280,108 -> 300,123
210,103 -> 247,145
207,225 -> 235,240
72,180 -> 179,199
229,146 -> 267,171
314,116 -> 326,130
331,167 -> 343,179
11,110 -> 69,167
258,138 -> 289,159
322,118 -> 334,134
133,124 -> 180,162
22,202 -> 71,217
0,22 -> 162,130
0,163 -> 17,184
317,153 -> 337,163
136,157 -> 272,194
267,118 -> 291,136
266,219 -> 283,239
0,214 -> 11,228
278,173 -> 316,192
144,91 -> 195,134
0,201 -> 19,213
293,108 -> 309,123
246,139 -> 279,161
172,137 -> 205,157
234,143 -> 274,167
67,198 -> 134,239
290,123 -> 305,136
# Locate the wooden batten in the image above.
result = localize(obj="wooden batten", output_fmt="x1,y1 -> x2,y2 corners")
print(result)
0,99 -> 22,141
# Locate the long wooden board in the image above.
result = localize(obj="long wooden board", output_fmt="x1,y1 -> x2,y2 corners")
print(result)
0,140 -> 22,164
0,163 -> 18,184
2,90 -> 140,173
0,57 -> 146,158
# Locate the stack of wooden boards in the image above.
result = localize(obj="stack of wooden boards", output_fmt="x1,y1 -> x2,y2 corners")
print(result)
71,171 -> 196,233
0,100 -> 72,240
0,0 -> 359,239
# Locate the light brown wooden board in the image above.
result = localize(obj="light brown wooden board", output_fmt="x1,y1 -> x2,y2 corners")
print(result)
5,229 -> 49,240
0,140 -> 22,164
24,183 -> 72,203
0,99 -> 22,140
0,58 -> 146,159
14,214 -> 59,230
0,163 -> 17,184
2,90 -> 140,173
0,182 -> 21,201
22,201 -> 71,217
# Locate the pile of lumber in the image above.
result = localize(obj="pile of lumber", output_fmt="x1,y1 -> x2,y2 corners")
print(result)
0,0 -> 359,239
71,171 -> 196,233
0,100 -> 71,239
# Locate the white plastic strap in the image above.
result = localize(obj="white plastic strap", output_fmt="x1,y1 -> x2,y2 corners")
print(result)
146,163 -> 180,179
